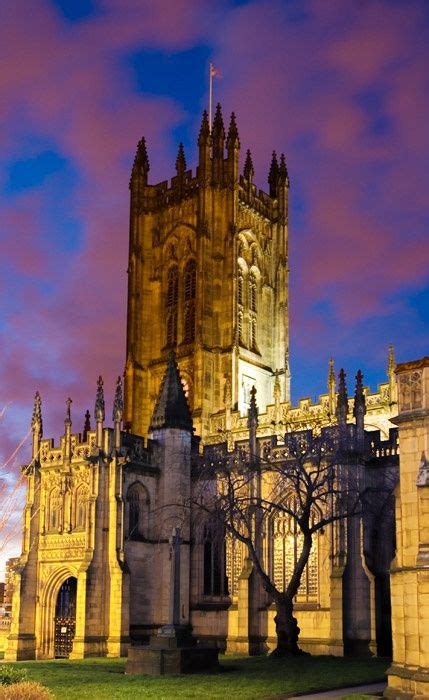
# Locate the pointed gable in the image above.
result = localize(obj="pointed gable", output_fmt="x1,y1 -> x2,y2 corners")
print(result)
149,353 -> 193,433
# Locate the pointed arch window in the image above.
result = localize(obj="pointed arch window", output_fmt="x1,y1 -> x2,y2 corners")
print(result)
166,265 -> 179,346
237,267 -> 245,347
237,270 -> 244,306
249,273 -> 257,313
203,527 -> 227,596
183,259 -> 196,343
127,482 -> 149,541
249,272 -> 258,350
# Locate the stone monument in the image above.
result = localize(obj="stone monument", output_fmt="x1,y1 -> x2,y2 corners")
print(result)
126,527 -> 219,675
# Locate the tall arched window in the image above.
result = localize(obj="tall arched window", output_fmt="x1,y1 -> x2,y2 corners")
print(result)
166,266 -> 178,346
203,527 -> 227,596
249,273 -> 257,313
237,271 -> 244,306
183,259 -> 196,343
49,489 -> 62,532
249,272 -> 258,350
237,267 -> 245,346
127,482 -> 148,541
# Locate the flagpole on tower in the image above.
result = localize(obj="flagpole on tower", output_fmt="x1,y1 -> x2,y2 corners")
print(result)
209,62 -> 214,132
209,63 -> 219,132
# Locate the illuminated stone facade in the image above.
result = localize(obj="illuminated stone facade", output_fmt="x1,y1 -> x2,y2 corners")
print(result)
124,107 -> 290,439
8,112 -> 421,666
385,357 -> 429,698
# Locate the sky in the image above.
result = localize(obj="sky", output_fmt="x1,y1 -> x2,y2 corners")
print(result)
0,0 -> 429,574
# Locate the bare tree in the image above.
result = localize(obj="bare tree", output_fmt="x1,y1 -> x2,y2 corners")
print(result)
192,376 -> 394,657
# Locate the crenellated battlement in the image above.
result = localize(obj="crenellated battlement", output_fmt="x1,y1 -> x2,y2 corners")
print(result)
207,357 -> 397,448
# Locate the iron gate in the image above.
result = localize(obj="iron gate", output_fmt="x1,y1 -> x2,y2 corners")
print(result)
54,577 -> 77,658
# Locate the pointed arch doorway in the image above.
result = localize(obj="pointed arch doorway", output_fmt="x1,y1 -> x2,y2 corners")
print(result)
54,576 -> 77,658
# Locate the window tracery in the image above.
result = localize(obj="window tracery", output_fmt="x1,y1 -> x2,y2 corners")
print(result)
183,259 -> 196,342
166,265 -> 179,346
272,512 -> 318,602
249,272 -> 258,350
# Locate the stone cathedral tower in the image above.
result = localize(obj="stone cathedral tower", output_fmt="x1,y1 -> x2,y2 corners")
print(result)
124,106 -> 290,439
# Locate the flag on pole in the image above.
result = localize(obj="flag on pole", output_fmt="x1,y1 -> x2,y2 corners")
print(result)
209,63 -> 221,131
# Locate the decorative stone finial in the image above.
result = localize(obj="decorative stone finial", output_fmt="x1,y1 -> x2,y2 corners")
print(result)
211,103 -> 225,140
94,376 -> 105,422
244,149 -> 254,181
248,385 -> 258,427
198,110 -> 210,145
387,344 -> 395,377
387,344 -> 398,406
113,376 -> 124,423
353,369 -> 366,424
31,391 -> 43,437
226,112 -> 240,151
132,137 -> 149,179
65,397 -> 72,426
278,153 -> 289,186
336,369 -> 348,425
83,410 -> 91,442
268,151 -> 279,197
175,142 -> 186,175
328,358 -> 336,415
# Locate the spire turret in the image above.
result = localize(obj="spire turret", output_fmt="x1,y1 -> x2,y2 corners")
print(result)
64,397 -> 72,461
243,149 -> 254,182
198,110 -> 211,184
226,112 -> 240,185
268,151 -> 279,197
149,353 -> 193,433
113,375 -> 124,448
387,344 -> 397,406
175,142 -> 186,176
198,110 -> 210,146
211,103 -> 225,184
211,103 -> 225,144
336,369 -> 348,426
83,410 -> 91,442
31,391 -> 43,460
278,153 -> 289,186
328,357 -> 336,416
131,137 -> 149,184
353,370 -> 366,449
31,391 -> 43,437
226,112 -> 240,151
94,376 -> 105,447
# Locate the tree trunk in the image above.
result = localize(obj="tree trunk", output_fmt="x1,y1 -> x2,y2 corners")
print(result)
271,594 -> 305,656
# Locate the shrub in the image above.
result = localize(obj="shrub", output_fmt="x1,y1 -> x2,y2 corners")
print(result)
0,680 -> 53,699
0,666 -> 27,686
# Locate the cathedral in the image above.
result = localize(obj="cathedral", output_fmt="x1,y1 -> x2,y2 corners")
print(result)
5,107 -> 429,697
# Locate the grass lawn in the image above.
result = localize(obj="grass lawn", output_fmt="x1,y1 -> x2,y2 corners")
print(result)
8,654 -> 389,699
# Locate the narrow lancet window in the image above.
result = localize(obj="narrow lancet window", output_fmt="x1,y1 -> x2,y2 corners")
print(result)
166,266 -> 179,346
183,259 -> 196,342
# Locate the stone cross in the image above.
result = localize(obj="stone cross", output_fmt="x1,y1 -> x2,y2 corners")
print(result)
169,526 -> 181,627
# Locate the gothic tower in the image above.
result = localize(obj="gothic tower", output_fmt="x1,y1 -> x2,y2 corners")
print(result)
124,106 -> 290,438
